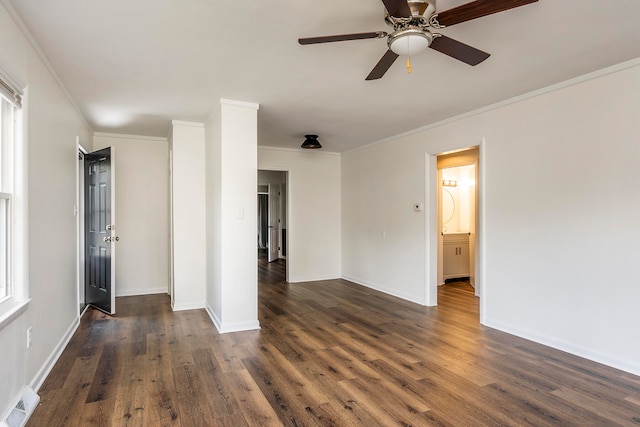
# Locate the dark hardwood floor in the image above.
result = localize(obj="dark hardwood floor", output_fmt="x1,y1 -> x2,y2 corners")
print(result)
28,259 -> 640,426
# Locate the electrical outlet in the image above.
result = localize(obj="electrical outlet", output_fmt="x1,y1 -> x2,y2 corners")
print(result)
27,327 -> 32,348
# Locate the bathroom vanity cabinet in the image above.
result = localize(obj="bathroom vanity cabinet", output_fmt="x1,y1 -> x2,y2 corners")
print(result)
443,233 -> 470,280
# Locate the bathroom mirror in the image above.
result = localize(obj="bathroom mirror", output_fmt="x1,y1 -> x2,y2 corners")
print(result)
442,188 -> 455,226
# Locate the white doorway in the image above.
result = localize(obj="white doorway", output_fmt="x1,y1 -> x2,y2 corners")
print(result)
427,144 -> 484,314
258,170 -> 289,280
439,164 -> 476,287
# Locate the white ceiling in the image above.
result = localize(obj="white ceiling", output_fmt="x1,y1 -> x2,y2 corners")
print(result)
7,0 -> 640,152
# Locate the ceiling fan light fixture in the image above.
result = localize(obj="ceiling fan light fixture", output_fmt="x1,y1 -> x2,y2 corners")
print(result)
301,134 -> 322,149
388,29 -> 432,56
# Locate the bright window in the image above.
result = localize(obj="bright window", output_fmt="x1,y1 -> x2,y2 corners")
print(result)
0,75 -> 22,308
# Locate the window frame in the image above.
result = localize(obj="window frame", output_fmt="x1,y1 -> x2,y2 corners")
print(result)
0,74 -> 28,328
0,191 -> 11,303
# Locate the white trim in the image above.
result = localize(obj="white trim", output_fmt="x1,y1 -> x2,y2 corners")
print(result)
205,305 -> 222,331
29,316 -> 80,392
483,316 -> 640,377
93,132 -> 167,142
115,287 -> 167,297
170,120 -> 204,128
345,57 -> 640,155
76,139 -> 85,316
478,140 -> 488,321
424,153 -> 437,306
205,304 -> 260,333
220,98 -> 260,110
0,298 -> 29,332
288,275 -> 341,284
0,0 -> 93,133
171,301 -> 205,311
258,145 -> 341,156
342,275 -> 427,306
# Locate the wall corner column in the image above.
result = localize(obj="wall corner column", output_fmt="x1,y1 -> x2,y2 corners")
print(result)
205,99 -> 260,332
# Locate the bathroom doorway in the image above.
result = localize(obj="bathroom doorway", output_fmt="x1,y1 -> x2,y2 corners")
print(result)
437,147 -> 479,297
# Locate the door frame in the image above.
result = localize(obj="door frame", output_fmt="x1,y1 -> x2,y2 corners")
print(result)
425,138 -> 486,320
257,168 -> 290,282
76,140 -> 88,316
267,183 -> 280,263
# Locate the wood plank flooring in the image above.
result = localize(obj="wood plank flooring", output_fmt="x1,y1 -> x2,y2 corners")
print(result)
29,259 -> 640,426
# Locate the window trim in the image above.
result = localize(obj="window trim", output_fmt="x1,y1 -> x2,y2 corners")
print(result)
0,73 -> 28,326
0,191 -> 12,303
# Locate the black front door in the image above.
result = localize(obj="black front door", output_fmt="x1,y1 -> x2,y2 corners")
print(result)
84,147 -> 115,314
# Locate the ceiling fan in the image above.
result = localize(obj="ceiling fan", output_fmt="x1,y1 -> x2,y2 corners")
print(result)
298,0 -> 538,80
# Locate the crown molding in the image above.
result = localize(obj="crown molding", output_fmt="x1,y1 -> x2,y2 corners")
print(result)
93,132 -> 167,142
259,145 -> 341,156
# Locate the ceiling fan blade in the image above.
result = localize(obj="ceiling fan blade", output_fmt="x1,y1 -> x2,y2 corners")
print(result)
298,31 -> 387,45
430,35 -> 490,66
366,49 -> 399,80
437,0 -> 538,27
381,0 -> 412,18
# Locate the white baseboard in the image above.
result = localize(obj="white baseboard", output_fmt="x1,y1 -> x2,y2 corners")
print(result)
204,304 -> 260,334
205,304 -> 222,331
342,275 -> 427,306
483,316 -> 640,377
29,315 -> 80,392
115,287 -> 168,297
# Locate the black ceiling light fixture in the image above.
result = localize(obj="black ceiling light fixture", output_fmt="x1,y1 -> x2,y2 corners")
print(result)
301,134 -> 322,149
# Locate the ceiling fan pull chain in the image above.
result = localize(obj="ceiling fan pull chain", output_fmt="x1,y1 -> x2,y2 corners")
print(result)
406,57 -> 412,74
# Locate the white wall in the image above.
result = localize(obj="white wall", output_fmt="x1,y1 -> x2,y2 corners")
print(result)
170,121 -> 206,310
0,0 -> 92,418
93,133 -> 169,297
205,99 -> 260,333
342,60 -> 640,375
258,147 -> 341,282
